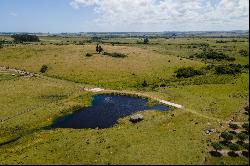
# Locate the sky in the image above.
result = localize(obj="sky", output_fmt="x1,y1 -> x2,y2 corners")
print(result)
0,0 -> 249,32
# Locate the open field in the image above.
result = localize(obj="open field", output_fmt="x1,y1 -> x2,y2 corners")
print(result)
0,36 -> 249,164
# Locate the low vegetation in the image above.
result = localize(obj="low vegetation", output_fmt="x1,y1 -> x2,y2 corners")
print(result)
103,52 -> 127,58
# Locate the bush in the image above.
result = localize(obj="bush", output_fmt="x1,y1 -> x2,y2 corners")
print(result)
211,142 -> 223,151
228,151 -> 239,157
242,123 -> 249,131
175,67 -> 203,78
209,151 -> 222,157
103,52 -> 127,58
143,37 -> 149,44
196,49 -> 235,61
242,143 -> 249,150
221,131 -> 234,142
85,53 -> 93,57
215,64 -> 242,75
229,123 -> 239,130
11,34 -> 40,43
40,65 -> 48,73
242,151 -> 249,157
237,133 -> 248,141
229,143 -> 240,151
142,80 -> 148,87
239,49 -> 249,56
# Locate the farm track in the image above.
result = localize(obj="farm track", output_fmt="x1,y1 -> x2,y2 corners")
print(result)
0,66 -> 247,125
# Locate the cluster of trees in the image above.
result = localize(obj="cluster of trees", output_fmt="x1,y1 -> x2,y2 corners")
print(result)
11,34 -> 40,43
195,49 -> 235,61
239,49 -> 249,56
175,67 -> 203,78
215,64 -> 243,75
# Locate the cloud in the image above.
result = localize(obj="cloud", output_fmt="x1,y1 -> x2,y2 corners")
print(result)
70,0 -> 249,31
9,12 -> 18,17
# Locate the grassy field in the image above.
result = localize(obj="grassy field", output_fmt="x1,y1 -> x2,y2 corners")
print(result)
0,36 -> 249,164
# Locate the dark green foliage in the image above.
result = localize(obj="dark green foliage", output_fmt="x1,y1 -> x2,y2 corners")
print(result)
11,34 -> 40,43
175,67 -> 203,78
242,151 -> 249,157
85,53 -> 93,57
209,151 -> 222,157
229,143 -> 240,151
211,142 -> 223,151
221,131 -> 234,142
229,123 -> 239,130
239,49 -> 249,56
142,80 -> 148,87
103,52 -> 127,58
237,133 -> 248,141
242,123 -> 249,131
196,49 -> 235,61
143,37 -> 149,44
228,151 -> 239,157
215,64 -> 242,75
216,40 -> 227,43
242,143 -> 249,150
40,65 -> 48,73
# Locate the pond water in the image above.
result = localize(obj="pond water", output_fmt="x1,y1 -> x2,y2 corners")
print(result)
51,94 -> 170,129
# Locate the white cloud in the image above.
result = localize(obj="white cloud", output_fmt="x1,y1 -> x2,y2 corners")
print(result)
70,0 -> 249,31
9,12 -> 18,17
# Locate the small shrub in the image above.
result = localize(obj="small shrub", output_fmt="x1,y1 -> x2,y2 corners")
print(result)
237,133 -> 248,141
242,123 -> 249,131
175,67 -> 203,78
239,49 -> 249,56
242,143 -> 249,150
211,142 -> 223,151
229,143 -> 240,151
143,37 -> 149,44
103,52 -> 127,58
242,151 -> 249,157
221,131 -> 234,142
85,53 -> 93,57
229,123 -> 239,130
228,151 -> 239,157
209,151 -> 222,157
40,65 -> 48,73
196,49 -> 235,61
142,80 -> 148,87
215,64 -> 242,75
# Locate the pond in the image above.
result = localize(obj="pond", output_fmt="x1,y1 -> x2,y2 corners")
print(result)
51,94 -> 170,129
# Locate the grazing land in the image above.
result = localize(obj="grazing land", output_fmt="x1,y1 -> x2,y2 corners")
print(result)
0,34 -> 249,164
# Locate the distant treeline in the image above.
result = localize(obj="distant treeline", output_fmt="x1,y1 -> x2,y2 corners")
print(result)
11,34 -> 40,43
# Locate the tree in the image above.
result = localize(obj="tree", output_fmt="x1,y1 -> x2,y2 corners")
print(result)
11,34 -> 40,43
211,142 -> 223,152
221,131 -> 234,142
237,133 -> 248,142
229,143 -> 240,151
242,123 -> 249,131
0,42 -> 3,49
229,123 -> 239,130
40,65 -> 48,73
143,37 -> 149,44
